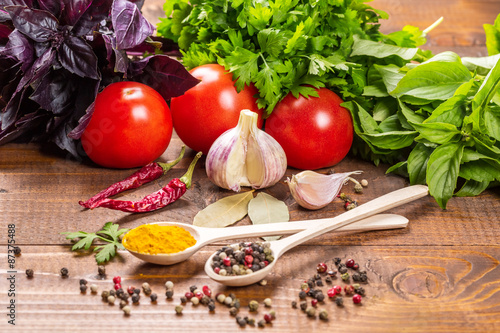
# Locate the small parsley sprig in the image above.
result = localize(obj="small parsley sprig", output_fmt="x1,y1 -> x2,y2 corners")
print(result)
62,222 -> 129,264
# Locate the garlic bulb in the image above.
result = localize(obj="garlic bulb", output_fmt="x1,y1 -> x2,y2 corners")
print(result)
206,110 -> 287,191
286,170 -> 362,210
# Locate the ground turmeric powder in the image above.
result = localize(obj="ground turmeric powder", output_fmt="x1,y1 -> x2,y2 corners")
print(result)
123,224 -> 196,254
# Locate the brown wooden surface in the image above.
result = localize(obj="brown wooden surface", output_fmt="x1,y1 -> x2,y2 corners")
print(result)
2,1 -> 500,332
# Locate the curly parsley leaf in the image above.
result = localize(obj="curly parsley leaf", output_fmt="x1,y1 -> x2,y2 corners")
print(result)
62,222 -> 129,264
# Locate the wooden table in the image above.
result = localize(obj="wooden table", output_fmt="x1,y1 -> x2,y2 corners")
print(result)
1,1 -> 500,332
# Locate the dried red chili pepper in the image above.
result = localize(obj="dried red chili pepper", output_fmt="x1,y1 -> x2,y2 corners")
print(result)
92,152 -> 202,213
79,147 -> 186,209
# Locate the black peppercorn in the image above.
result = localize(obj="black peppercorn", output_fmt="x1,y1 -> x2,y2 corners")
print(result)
298,290 -> 307,299
60,267 -> 69,277
131,294 -> 140,303
258,320 -> 266,328
150,293 -> 158,302
180,296 -> 187,304
325,276 -> 332,283
208,302 -> 216,311
299,301 -> 307,311
316,292 -> 325,302
80,284 -> 87,293
26,269 -> 34,278
189,285 -> 197,292
165,290 -> 174,299
339,266 -> 348,274
109,289 -> 116,297
354,286 -> 366,296
316,279 -> 324,287
116,288 -> 124,297
291,301 -> 297,308
97,265 -> 106,276
334,257 -> 342,266
13,246 -> 21,255
335,296 -> 344,306
80,279 -> 87,285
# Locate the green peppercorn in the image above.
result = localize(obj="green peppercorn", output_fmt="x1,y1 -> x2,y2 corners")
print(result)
25,269 -> 34,278
341,272 -> 350,281
231,298 -> 241,309
60,267 -> 69,277
305,307 -> 316,317
263,298 -> 272,307
248,300 -> 259,312
319,309 -> 328,321
246,317 -> 255,326
122,305 -> 131,315
354,183 -> 363,193
175,305 -> 183,315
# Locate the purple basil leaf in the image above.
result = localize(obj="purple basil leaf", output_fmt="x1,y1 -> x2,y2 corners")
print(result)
37,0 -> 62,19
2,48 -> 56,129
5,6 -> 58,42
128,0 -> 144,10
68,100 -> 94,139
30,69 -> 78,114
71,0 -> 113,36
111,0 -> 153,50
59,0 -> 92,27
0,111 -> 46,145
128,55 -> 200,100
101,33 -> 114,63
58,35 -> 99,79
2,29 -> 34,71
101,33 -> 128,73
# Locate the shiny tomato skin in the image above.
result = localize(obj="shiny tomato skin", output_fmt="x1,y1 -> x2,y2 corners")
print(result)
81,82 -> 173,169
265,88 -> 353,170
170,64 -> 264,155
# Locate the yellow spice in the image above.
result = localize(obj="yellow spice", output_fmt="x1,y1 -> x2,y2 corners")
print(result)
123,224 -> 196,255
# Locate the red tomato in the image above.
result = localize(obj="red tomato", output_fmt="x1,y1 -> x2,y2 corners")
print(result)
170,64 -> 263,155
265,88 -> 353,170
81,82 -> 173,169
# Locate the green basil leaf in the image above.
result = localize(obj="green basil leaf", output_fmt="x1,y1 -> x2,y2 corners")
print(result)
374,64 -> 405,94
408,143 -> 434,185
386,160 -> 408,177
373,98 -> 398,122
426,142 -> 464,209
398,99 -> 425,129
459,159 -> 500,182
462,54 -> 500,75
351,36 -> 419,60
391,61 -> 472,100
362,130 -> 417,150
424,95 -> 468,127
470,58 -> 500,133
485,106 -> 500,140
484,14 -> 500,56
412,122 -> 461,144
455,180 -> 491,197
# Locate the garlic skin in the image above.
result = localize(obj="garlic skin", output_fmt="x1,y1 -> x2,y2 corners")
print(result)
286,170 -> 362,210
206,110 -> 287,191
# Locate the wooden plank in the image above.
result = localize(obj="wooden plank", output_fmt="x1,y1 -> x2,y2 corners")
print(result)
3,245 -> 500,331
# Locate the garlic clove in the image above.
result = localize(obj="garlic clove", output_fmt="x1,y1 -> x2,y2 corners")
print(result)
286,170 -> 362,210
206,110 -> 287,191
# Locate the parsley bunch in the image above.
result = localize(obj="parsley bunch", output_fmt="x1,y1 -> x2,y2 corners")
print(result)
158,0 -> 389,113
62,222 -> 129,264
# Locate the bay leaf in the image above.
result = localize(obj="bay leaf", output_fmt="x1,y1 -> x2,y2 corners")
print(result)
248,192 -> 289,241
193,191 -> 254,228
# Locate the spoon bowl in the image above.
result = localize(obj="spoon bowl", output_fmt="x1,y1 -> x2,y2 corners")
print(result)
205,185 -> 429,286
124,213 -> 409,265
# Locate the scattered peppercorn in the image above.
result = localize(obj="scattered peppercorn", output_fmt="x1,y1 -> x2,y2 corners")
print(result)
316,292 -> 325,302
344,285 -> 355,295
299,301 -> 307,311
246,317 -> 256,326
13,246 -> 21,255
311,299 -> 318,307
316,262 -> 328,274
224,296 -> 233,306
80,284 -> 87,293
201,295 -> 211,305
131,294 -> 140,304
263,298 -> 272,307
175,305 -> 183,314
191,297 -> 200,305
325,276 -> 332,283
202,285 -> 212,297
248,300 -> 259,312
353,294 -> 362,304
361,179 -> 368,187
114,283 -> 122,290
291,301 -> 297,309
319,309 -> 328,321
354,286 -> 366,296
133,288 -> 140,295
150,293 -> 158,302
127,286 -> 135,295
90,284 -> 98,293
327,270 -> 337,278
80,279 -> 87,285
264,313 -> 273,323
229,307 -> 238,316
258,319 -> 266,327
60,267 -> 69,277
113,276 -> 121,284
189,285 -> 197,292
122,305 -> 131,315
107,295 -> 116,304
305,307 -> 316,317
208,302 -> 216,312
165,290 -> 174,299
345,259 -> 355,268
259,279 -> 268,286
97,265 -> 106,276
298,290 -> 307,299
341,272 -> 350,281
335,297 -> 344,306
352,263 -> 360,270
101,290 -> 109,300
109,289 -> 116,297
142,282 -> 152,295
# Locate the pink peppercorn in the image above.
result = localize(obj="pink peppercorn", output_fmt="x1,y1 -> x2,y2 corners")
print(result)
202,285 -> 212,297
353,294 -> 362,304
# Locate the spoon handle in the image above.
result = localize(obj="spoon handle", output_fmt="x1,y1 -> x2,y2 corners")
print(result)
197,213 -> 408,245
272,185 -> 429,256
